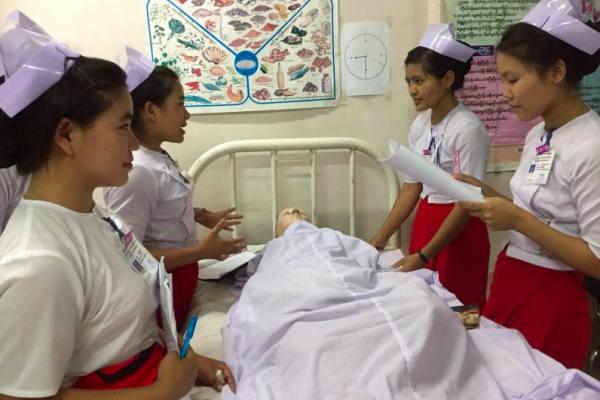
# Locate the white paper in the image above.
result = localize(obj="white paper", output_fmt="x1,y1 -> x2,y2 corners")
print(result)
198,250 -> 258,281
342,23 -> 390,96
378,249 -> 404,269
382,139 -> 484,202
158,258 -> 179,353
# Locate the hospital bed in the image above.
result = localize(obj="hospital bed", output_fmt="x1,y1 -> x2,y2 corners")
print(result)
184,138 -> 600,400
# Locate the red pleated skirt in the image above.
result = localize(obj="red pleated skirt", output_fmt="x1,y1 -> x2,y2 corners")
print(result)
170,261 -> 199,332
484,250 -> 590,369
409,197 -> 490,310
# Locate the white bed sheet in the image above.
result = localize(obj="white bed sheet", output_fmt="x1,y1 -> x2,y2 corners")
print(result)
185,223 -> 600,400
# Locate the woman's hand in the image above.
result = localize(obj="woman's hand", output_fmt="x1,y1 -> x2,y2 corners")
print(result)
452,173 -> 508,200
392,253 -> 426,273
196,355 -> 236,393
197,219 -> 246,260
458,197 -> 528,231
369,234 -> 389,251
153,350 -> 198,400
195,207 -> 243,230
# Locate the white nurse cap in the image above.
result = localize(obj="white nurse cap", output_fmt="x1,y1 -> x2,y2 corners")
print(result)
418,23 -> 476,63
521,0 -> 600,55
116,46 -> 156,92
0,10 -> 80,118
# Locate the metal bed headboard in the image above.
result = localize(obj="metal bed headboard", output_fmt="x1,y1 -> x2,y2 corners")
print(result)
188,137 -> 400,242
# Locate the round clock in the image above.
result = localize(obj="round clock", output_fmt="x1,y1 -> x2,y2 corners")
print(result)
344,33 -> 388,80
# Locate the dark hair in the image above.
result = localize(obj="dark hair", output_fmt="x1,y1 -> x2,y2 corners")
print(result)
0,56 -> 127,173
496,22 -> 600,85
404,44 -> 473,91
130,66 -> 179,131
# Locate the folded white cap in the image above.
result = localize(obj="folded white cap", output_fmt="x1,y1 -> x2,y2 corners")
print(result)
0,10 -> 80,117
521,0 -> 600,55
116,46 -> 156,92
418,23 -> 476,63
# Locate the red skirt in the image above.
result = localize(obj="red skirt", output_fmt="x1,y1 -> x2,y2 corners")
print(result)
72,343 -> 165,389
171,261 -> 199,332
484,250 -> 590,369
409,197 -> 490,310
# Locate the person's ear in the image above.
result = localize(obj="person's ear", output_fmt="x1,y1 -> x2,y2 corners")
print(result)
144,101 -> 160,123
54,118 -> 77,156
547,60 -> 567,85
443,70 -> 456,90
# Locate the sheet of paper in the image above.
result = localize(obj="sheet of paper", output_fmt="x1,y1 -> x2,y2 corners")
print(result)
382,139 -> 484,202
198,250 -> 258,280
378,249 -> 404,269
158,259 -> 179,353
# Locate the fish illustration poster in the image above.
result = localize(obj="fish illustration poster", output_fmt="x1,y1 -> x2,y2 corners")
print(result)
146,0 -> 339,113
444,0 -> 600,171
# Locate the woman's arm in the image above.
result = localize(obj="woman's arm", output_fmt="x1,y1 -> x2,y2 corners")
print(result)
370,182 -> 423,250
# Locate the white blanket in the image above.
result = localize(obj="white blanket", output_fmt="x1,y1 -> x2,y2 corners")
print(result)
221,222 -> 508,400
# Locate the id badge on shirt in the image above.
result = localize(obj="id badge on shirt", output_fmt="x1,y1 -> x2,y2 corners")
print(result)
120,230 -> 159,285
158,258 -> 180,354
422,149 -> 435,164
525,150 -> 555,185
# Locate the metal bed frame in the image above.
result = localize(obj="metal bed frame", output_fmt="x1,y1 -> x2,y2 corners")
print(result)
188,137 -> 400,244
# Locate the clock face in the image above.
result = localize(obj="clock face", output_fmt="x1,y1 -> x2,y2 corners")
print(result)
344,34 -> 388,81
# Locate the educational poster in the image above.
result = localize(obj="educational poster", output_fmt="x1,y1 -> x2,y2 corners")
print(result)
146,0 -> 339,113
444,0 -> 600,171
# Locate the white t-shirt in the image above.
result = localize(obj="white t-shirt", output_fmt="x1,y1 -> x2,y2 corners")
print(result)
0,166 -> 31,233
0,200 -> 159,397
104,146 -> 197,249
506,110 -> 600,271
405,103 -> 490,204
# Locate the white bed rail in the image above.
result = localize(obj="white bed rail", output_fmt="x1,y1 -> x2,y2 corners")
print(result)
189,137 -> 400,243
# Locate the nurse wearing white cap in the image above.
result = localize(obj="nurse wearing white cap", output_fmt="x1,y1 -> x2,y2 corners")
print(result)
105,47 -> 246,332
457,0 -> 600,368
0,11 -> 234,397
372,23 -> 491,310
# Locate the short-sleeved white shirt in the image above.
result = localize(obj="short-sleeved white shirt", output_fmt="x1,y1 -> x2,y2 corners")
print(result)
405,103 -> 490,204
104,146 -> 197,249
506,110 -> 600,271
0,166 -> 31,233
0,200 -> 159,397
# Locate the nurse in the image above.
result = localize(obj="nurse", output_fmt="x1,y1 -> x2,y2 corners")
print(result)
371,23 -> 491,309
105,47 -> 246,331
0,54 -> 30,234
0,11 -> 234,397
456,0 -> 600,368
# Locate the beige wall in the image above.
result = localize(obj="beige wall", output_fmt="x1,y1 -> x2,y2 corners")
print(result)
0,0 -> 513,269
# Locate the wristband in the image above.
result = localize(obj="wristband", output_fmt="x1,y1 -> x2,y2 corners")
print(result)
417,250 -> 429,264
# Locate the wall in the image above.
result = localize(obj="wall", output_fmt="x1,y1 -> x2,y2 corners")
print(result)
0,0 -> 513,272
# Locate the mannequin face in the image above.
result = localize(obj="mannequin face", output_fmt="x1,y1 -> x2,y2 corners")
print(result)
275,207 -> 308,237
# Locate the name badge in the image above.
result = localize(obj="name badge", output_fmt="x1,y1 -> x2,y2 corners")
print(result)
525,150 -> 555,185
422,149 -> 434,163
120,230 -> 160,285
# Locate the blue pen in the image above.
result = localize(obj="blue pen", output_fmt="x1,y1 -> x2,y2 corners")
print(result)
180,316 -> 198,359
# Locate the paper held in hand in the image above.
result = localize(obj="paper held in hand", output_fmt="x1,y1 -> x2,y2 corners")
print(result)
381,139 -> 484,202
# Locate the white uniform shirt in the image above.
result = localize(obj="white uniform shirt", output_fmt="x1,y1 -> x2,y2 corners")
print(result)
104,146 -> 197,249
0,166 -> 31,233
0,200 -> 159,397
506,110 -> 600,271
405,103 -> 490,204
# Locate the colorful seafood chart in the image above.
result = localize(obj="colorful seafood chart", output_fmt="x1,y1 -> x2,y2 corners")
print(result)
146,0 -> 338,113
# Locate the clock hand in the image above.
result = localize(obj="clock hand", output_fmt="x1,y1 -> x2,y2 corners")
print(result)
366,56 -> 385,67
